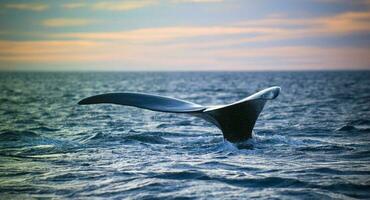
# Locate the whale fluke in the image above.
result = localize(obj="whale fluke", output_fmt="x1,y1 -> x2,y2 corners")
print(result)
78,93 -> 205,113
79,86 -> 280,142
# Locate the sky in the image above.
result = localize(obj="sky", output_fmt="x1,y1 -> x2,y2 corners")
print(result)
0,0 -> 369,71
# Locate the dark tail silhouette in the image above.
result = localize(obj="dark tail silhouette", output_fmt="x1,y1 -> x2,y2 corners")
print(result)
79,86 -> 280,142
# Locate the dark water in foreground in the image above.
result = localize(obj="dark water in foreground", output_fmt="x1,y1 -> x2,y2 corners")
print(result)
0,71 -> 369,199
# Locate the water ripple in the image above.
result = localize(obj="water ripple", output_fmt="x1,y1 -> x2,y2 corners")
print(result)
1,71 -> 369,199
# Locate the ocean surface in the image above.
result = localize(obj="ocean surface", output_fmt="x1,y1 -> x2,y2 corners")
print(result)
0,71 -> 369,199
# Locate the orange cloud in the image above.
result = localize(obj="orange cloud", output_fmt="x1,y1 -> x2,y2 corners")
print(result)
42,18 -> 97,27
48,11 -> 370,45
317,11 -> 370,34
91,0 -> 157,11
60,0 -> 221,11
62,3 -> 86,9
1,39 -> 369,70
53,26 -> 281,43
314,0 -> 370,5
0,40 -> 103,62
4,3 -> 48,11
235,11 -> 370,38
172,0 -> 224,3
61,1 -> 157,11
1,11 -> 369,70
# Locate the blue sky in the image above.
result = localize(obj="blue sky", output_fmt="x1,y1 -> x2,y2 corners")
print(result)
0,0 -> 369,71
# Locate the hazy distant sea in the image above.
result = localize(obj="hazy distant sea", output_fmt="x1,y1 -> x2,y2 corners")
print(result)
0,71 -> 369,199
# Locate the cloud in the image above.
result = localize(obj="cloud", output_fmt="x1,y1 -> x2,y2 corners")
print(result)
4,3 -> 48,11
42,18 -> 97,27
91,0 -> 157,11
62,3 -> 86,9
61,1 -> 157,11
0,40 -> 103,63
171,0 -> 224,3
1,38 -> 369,70
60,0 -> 223,11
1,10 -> 369,70
59,0 -> 224,12
49,10 -> 370,46
52,26 -> 278,42
235,11 -> 370,36
314,0 -> 370,5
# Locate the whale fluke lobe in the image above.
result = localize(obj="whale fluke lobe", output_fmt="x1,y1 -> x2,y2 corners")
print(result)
79,86 -> 280,142
78,93 -> 205,113
201,87 -> 280,142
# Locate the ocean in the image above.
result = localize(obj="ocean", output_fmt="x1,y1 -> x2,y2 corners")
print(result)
0,71 -> 369,199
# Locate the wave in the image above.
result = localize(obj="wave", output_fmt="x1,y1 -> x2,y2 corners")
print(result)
83,131 -> 171,145
156,120 -> 193,128
29,126 -> 60,132
336,125 -> 357,131
336,124 -> 370,133
0,130 -> 40,141
352,119 -> 370,125
152,170 -> 211,180
335,118 -> 370,132
152,171 -> 307,188
124,134 -> 171,144
0,130 -> 78,157
150,169 -> 370,198
297,144 -> 355,152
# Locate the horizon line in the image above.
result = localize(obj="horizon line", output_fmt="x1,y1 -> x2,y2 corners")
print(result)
0,68 -> 369,73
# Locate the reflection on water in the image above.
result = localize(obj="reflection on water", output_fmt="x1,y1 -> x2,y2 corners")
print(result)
0,71 -> 370,199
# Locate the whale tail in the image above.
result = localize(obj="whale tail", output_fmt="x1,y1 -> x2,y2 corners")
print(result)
79,86 -> 280,142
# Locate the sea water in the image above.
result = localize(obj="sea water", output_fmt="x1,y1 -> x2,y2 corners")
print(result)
0,71 -> 369,199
